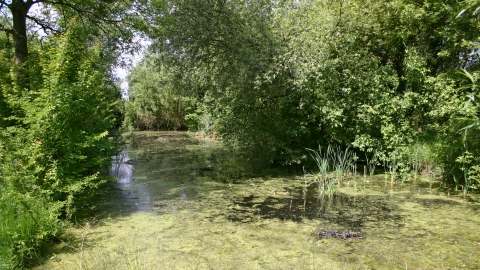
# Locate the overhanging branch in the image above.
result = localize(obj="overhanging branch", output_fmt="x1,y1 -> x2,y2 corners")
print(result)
26,14 -> 57,33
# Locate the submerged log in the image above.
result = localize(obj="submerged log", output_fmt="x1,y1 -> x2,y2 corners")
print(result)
314,229 -> 362,240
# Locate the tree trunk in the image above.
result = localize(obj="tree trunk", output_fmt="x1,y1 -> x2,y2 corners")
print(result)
9,0 -> 33,87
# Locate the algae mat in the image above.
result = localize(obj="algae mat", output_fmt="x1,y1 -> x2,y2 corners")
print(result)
35,131 -> 480,269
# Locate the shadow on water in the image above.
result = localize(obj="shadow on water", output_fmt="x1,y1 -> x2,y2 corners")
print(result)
227,191 -> 403,229
92,131 -> 476,228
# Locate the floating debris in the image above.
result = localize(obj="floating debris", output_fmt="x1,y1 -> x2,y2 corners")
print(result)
314,229 -> 362,240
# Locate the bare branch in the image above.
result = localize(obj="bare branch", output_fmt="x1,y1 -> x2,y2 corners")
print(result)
26,14 -> 57,33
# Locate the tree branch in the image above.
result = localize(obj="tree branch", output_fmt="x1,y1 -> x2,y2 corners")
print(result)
26,14 -> 57,33
40,0 -> 130,35
0,10 -> 13,34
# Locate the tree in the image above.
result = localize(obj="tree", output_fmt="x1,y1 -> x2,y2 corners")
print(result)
126,50 -> 197,130
0,0 -> 136,87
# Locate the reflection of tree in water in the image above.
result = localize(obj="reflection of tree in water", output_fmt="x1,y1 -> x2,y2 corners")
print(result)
110,148 -> 154,212
111,148 -> 132,184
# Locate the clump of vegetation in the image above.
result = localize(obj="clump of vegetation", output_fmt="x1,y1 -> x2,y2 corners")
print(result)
123,0 -> 480,190
304,145 -> 358,202
0,191 -> 61,269
0,3 -> 129,266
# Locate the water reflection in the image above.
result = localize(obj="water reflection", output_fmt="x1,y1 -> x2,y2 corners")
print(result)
110,148 -> 155,212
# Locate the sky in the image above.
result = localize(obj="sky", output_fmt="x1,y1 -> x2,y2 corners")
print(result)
114,36 -> 151,99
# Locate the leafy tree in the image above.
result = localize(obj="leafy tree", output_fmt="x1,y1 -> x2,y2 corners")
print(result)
0,0 -> 137,87
3,23 -> 117,208
126,51 -> 197,130
138,0 -> 480,180
0,18 -> 122,267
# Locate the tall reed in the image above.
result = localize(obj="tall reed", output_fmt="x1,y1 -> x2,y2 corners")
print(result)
412,147 -> 421,182
331,145 -> 354,187
305,144 -> 356,200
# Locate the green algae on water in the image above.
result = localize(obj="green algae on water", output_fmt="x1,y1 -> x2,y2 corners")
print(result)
35,131 -> 480,269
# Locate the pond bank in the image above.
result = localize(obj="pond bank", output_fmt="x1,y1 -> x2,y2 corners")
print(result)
35,131 -> 480,269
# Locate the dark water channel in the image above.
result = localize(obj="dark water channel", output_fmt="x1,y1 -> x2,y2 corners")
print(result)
38,131 -> 480,269
108,132 -> 226,215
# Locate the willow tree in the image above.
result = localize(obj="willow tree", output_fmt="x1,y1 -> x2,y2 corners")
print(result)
142,0 -> 480,172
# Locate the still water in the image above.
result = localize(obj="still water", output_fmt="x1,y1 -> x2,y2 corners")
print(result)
37,131 -> 480,269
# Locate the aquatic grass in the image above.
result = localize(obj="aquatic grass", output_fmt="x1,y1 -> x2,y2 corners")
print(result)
326,178 -> 336,198
305,144 -> 356,200
331,145 -> 354,187
453,175 -> 459,191
462,161 -> 469,197
306,145 -> 330,181
363,165 -> 367,185
381,152 -> 389,186
365,151 -> 378,181
305,145 -> 337,201
389,148 -> 398,188
352,164 -> 358,192
412,147 -> 421,182
400,165 -> 410,184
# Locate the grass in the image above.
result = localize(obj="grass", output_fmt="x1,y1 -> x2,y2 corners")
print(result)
0,191 -> 61,270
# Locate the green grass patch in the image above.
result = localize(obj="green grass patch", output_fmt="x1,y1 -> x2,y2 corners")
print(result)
0,191 -> 62,269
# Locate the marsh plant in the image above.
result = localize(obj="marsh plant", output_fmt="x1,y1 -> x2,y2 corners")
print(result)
365,151 -> 380,182
456,151 -> 473,196
304,145 -> 357,201
304,145 -> 333,201
412,147 -> 421,182
352,163 -> 358,192
367,146 -> 433,188
332,145 -> 355,186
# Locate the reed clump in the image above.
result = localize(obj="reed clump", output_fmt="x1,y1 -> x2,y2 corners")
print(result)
304,145 -> 357,201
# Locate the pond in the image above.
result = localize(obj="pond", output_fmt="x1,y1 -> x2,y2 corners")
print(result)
36,131 -> 480,269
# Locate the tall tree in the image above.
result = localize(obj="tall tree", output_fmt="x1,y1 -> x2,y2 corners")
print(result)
0,0 -> 136,87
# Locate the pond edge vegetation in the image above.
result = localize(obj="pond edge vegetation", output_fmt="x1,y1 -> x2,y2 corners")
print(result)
1,0 -> 480,268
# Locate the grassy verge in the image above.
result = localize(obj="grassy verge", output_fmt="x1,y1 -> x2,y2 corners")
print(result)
0,190 -> 62,269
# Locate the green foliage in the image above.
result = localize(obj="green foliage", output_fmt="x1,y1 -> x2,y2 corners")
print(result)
125,51 -> 198,131
0,190 -> 62,269
138,0 -> 480,182
6,24 -> 119,211
0,21 -> 122,267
